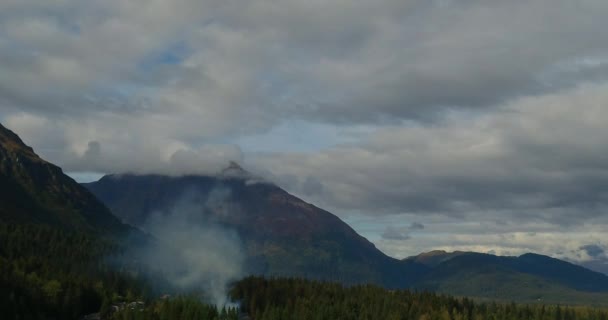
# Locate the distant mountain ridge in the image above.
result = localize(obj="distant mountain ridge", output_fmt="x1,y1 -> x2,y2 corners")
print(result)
406,250 -> 468,267
407,250 -> 608,305
85,168 -> 608,304
0,123 -> 131,235
4,122 -> 607,305
407,251 -> 608,292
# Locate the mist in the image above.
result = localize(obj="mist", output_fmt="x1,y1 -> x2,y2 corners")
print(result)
134,187 -> 245,307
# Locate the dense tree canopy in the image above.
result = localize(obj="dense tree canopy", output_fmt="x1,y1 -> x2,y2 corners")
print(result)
0,223 -> 148,319
2,223 -> 608,320
231,277 -> 608,320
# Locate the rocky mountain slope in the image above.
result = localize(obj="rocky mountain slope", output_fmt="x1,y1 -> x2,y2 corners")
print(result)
0,123 -> 131,235
84,167 -> 428,287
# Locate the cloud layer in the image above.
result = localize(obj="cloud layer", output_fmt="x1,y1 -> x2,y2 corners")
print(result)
2,0 -> 608,270
253,83 -> 608,224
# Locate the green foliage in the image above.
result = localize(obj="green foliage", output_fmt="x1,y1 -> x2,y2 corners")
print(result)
2,223 -> 608,320
110,297 -> 239,320
0,223 -> 148,319
231,276 -> 608,320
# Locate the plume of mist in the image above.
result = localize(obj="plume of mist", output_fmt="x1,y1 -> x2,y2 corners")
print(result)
135,187 -> 245,307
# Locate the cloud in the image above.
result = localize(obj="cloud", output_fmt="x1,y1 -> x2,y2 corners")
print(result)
580,244 -> 606,258
3,112 -> 244,175
380,221 -> 425,240
3,0 -> 608,176
368,213 -> 606,259
301,176 -> 325,196
251,82 -> 608,226
381,227 -> 411,241
2,0 -> 608,267
3,0 -> 608,127
83,141 -> 101,159
410,222 -> 424,230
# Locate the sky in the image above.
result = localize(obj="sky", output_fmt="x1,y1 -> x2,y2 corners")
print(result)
2,0 -> 608,273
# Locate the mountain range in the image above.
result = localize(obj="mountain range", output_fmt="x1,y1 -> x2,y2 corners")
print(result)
2,122 -> 608,306
83,164 -> 608,305
83,167 -> 427,288
407,250 -> 608,305
0,123 -> 148,319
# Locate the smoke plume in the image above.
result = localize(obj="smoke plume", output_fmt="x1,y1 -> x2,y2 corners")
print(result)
136,187 -> 245,307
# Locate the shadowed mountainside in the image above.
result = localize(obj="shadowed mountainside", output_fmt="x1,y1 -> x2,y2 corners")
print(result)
84,169 -> 428,288
0,123 -> 131,235
2,122 -> 608,306
407,251 -> 608,305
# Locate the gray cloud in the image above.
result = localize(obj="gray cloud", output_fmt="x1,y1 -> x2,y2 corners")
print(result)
83,141 -> 101,159
4,1 -> 608,175
410,222 -> 425,230
301,176 -> 325,196
251,82 -> 608,226
380,221 -> 425,240
358,213 -> 608,274
3,0 -> 608,265
580,244 -> 606,258
3,0 -> 608,124
381,227 -> 411,241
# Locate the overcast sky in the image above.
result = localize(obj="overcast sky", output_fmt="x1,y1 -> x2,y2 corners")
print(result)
2,0 -> 608,273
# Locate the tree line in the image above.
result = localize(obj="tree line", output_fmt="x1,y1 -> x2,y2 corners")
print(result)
0,223 -> 149,319
230,277 -> 608,320
2,223 -> 608,320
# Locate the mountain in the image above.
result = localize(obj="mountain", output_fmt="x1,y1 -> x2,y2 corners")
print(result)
0,123 -> 151,319
83,167 -> 428,288
407,251 -> 608,305
406,250 -> 468,267
0,123 -> 131,235
579,258 -> 608,277
84,164 -> 608,303
3,121 -> 608,308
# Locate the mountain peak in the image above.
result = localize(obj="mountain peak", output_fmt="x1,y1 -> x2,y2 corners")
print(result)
225,160 -> 245,172
219,161 -> 251,178
405,250 -> 468,267
0,123 -> 42,163
0,122 -> 130,234
84,168 -> 423,288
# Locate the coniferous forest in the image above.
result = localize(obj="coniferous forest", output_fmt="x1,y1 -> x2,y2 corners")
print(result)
113,277 -> 608,320
5,220 -> 608,320
4,0 -> 608,319
3,114 -> 608,320
0,223 -> 149,319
